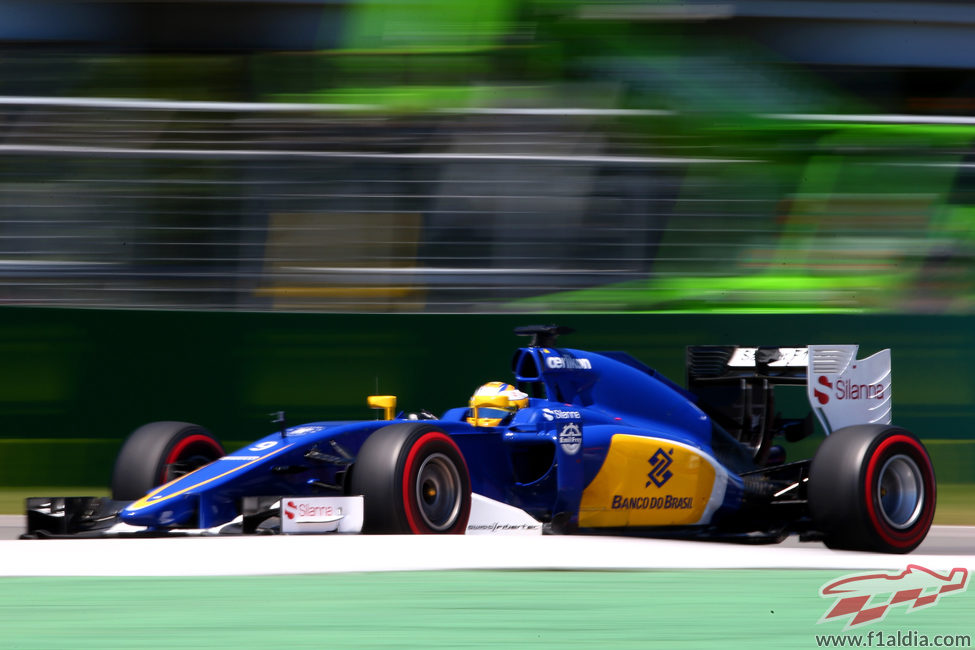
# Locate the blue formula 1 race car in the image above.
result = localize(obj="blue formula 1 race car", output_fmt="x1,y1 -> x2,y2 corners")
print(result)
25,325 -> 936,553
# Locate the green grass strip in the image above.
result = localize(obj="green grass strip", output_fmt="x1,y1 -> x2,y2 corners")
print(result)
1,570 -> 972,648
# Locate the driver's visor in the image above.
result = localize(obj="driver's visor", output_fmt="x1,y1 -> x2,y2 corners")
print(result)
470,407 -> 514,420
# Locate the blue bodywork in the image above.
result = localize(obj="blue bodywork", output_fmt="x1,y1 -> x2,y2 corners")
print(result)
120,344 -> 753,531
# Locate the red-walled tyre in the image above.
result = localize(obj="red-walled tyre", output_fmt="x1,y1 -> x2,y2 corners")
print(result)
110,421 -> 224,501
809,425 -> 935,553
350,423 -> 471,534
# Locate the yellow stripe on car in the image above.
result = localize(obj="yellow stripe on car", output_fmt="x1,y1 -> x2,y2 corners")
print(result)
126,443 -> 296,511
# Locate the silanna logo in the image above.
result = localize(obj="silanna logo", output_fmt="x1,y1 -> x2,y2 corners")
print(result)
813,374 -> 885,405
819,565 -> 969,629
283,500 -> 343,522
542,408 -> 581,421
646,448 -> 674,488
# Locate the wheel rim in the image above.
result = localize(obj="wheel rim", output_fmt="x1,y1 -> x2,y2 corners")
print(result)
414,452 -> 462,532
876,453 -> 924,530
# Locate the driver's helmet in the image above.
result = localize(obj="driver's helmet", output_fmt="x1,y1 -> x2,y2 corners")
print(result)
466,381 -> 529,427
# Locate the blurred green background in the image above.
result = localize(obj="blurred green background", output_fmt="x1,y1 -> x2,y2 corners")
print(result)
1,308 -> 972,507
3,0 -> 975,313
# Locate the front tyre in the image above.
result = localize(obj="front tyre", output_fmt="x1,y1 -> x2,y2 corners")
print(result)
350,423 -> 471,534
111,421 -> 224,501
808,425 -> 935,553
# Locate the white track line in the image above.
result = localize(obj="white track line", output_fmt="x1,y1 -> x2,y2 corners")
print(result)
2,533 -> 972,577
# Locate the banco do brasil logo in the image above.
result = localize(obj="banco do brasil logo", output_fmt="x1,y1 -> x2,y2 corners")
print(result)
647,448 -> 674,488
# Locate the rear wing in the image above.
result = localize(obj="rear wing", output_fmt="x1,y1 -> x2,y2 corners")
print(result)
687,345 -> 892,434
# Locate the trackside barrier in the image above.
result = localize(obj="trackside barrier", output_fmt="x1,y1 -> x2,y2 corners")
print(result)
1,307 -> 974,485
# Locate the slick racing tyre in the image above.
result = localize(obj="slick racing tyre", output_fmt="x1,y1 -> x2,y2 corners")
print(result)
350,423 -> 471,534
111,421 -> 224,501
808,425 -> 935,553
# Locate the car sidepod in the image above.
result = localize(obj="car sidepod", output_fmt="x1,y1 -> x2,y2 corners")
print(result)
577,429 -> 741,529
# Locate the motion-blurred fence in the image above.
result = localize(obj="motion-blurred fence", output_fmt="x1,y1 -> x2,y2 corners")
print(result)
1,96 -> 972,312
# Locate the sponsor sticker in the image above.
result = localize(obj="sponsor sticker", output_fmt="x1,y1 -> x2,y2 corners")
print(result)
610,494 -> 694,510
579,435 -> 717,527
807,345 -> 892,432
286,426 -> 320,436
466,494 -> 543,535
280,496 -> 363,534
728,347 -> 808,368
545,355 -> 592,370
466,522 -> 543,534
813,375 -> 885,405
542,408 -> 582,421
559,422 -> 582,455
646,448 -> 674,488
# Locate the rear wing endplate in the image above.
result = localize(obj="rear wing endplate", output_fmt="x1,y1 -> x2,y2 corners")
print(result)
687,345 -> 892,434
807,345 -> 891,434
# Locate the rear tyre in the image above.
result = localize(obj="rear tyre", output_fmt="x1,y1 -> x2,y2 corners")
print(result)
111,421 -> 224,501
350,423 -> 471,534
808,425 -> 935,553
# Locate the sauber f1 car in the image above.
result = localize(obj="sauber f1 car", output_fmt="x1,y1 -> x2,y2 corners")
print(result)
24,325 -> 936,553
